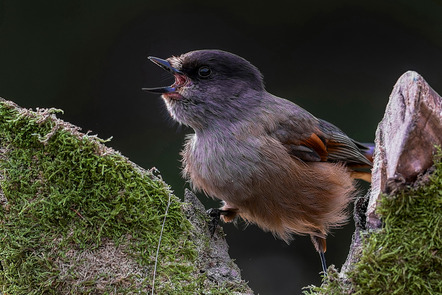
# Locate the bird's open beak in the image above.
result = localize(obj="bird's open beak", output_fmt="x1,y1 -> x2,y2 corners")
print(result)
142,57 -> 183,93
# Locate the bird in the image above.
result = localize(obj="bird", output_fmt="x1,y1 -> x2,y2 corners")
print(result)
143,49 -> 373,274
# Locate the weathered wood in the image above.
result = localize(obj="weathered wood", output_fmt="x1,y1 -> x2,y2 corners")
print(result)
342,70 -> 442,276
367,71 -> 442,229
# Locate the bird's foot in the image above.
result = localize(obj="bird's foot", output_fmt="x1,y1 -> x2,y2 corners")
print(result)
206,208 -> 228,237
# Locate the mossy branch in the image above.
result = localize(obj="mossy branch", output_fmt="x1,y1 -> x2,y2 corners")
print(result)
0,99 -> 252,294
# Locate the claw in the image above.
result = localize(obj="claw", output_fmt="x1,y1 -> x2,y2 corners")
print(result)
206,208 -> 222,237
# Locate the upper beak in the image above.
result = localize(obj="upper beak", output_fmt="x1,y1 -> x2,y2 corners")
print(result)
142,56 -> 182,93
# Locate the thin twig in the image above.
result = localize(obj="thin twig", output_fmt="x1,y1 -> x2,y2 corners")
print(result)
151,192 -> 172,295
70,207 -> 85,220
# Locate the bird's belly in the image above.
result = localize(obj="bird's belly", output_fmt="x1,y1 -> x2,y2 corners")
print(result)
185,145 -> 261,202
183,135 -> 355,241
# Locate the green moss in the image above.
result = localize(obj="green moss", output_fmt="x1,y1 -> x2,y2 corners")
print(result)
0,101 -> 223,294
304,150 -> 442,295
302,267 -> 349,295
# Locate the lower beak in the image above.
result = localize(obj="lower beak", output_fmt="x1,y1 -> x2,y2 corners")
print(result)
142,86 -> 177,93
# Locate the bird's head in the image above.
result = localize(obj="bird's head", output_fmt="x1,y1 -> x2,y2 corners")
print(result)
143,50 -> 265,130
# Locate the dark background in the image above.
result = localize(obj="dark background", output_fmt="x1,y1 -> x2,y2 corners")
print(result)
1,1 -> 442,294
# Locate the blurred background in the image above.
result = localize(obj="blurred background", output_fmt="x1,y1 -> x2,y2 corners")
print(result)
1,1 -> 442,294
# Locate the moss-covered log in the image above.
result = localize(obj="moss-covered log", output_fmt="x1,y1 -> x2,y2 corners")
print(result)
0,99 -> 252,294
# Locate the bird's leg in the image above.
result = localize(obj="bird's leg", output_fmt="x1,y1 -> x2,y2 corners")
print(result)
319,251 -> 328,276
310,235 -> 328,275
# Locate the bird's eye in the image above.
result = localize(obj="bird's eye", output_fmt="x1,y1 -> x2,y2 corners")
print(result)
198,66 -> 212,78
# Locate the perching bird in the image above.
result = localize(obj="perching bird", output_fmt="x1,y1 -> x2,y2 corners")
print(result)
143,49 -> 373,274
